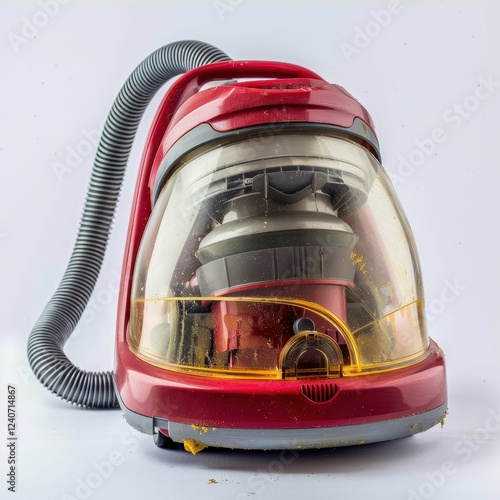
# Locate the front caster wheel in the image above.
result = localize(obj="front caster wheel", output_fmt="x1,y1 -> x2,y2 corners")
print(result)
154,429 -> 182,450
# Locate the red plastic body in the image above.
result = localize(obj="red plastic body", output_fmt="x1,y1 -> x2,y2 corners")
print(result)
211,282 -> 350,368
116,335 -> 446,429
114,60 -> 447,433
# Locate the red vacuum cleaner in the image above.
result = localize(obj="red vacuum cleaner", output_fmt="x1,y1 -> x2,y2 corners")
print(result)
28,41 -> 447,453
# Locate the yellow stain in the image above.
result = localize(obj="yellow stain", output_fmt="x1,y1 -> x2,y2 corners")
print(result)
191,424 -> 209,434
350,251 -> 365,265
184,439 -> 208,455
440,410 -> 448,428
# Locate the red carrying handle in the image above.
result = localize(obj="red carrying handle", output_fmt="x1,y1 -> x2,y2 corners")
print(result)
165,59 -> 324,122
140,59 -> 325,201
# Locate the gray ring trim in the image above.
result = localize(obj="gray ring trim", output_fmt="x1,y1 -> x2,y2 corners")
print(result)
167,402 -> 447,450
152,117 -> 381,203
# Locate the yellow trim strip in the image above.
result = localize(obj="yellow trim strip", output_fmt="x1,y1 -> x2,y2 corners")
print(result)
129,296 -> 430,378
133,295 -> 361,371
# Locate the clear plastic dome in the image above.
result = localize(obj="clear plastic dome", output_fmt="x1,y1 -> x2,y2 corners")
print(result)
128,131 -> 429,379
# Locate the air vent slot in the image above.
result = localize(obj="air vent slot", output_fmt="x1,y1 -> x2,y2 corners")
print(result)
301,382 -> 338,403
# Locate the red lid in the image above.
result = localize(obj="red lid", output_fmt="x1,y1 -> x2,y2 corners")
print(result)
141,60 -> 379,197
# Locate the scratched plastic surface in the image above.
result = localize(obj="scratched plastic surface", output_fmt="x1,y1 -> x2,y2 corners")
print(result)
128,133 -> 428,378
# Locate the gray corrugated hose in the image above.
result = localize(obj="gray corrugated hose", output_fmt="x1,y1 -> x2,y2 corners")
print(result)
27,41 -> 231,408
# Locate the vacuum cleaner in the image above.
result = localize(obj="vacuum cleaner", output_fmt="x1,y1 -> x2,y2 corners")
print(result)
28,40 -> 447,453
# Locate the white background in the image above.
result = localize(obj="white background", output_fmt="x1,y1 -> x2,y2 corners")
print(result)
1,1 -> 499,499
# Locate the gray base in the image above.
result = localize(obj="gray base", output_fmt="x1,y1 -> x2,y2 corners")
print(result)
114,383 -> 447,449
167,403 -> 448,450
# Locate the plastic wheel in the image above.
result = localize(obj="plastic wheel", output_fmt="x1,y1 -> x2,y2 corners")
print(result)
154,429 -> 181,449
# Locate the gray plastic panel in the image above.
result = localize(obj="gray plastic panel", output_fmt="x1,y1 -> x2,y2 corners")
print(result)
167,403 -> 448,450
196,244 -> 356,295
153,119 -> 381,203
